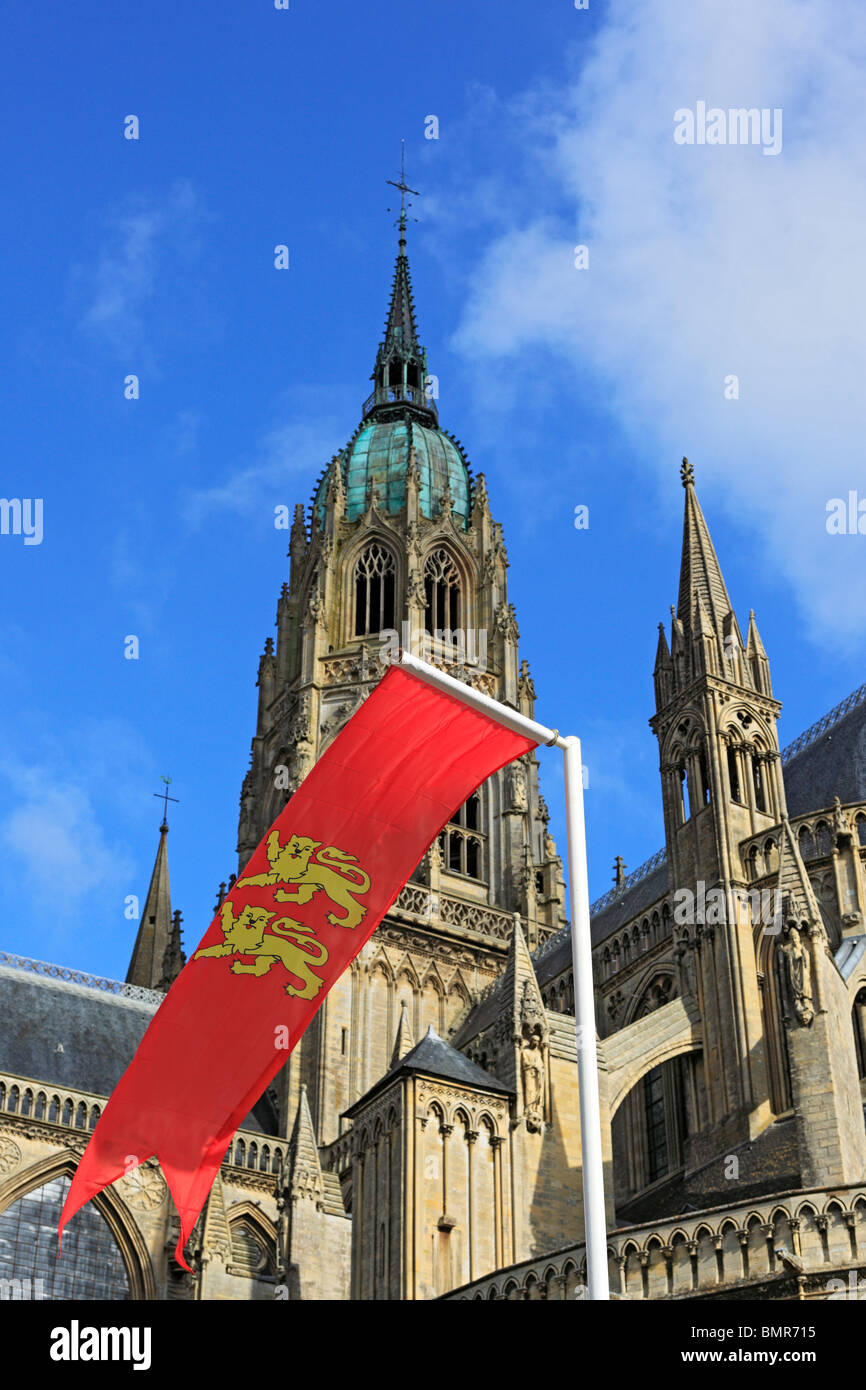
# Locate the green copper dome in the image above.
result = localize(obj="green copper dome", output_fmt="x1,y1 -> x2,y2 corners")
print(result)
312,236 -> 472,529
314,417 -> 470,528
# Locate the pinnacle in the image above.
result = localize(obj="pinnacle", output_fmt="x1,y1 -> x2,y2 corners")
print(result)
289,1084 -> 322,1178
390,1001 -> 416,1068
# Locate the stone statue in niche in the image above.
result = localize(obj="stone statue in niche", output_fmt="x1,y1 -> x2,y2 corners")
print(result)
681,944 -> 698,999
521,1034 -> 545,1131
508,760 -> 528,812
519,977 -> 548,1131
783,922 -> 813,1026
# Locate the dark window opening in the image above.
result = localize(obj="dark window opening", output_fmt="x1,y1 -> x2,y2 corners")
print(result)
679,766 -> 690,823
727,746 -> 741,804
440,792 -> 484,880
753,757 -> 767,813
854,992 -> 866,1079
354,543 -> 396,637
644,1065 -> 669,1183
424,548 -> 461,636
698,749 -> 711,806
465,837 -> 480,878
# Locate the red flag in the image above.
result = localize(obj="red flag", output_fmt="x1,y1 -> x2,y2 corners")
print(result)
58,664 -> 536,1269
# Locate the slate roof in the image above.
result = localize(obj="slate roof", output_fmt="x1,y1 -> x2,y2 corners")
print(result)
782,694 -> 866,818
0,964 -> 157,1098
343,1025 -> 512,1118
0,961 -> 275,1134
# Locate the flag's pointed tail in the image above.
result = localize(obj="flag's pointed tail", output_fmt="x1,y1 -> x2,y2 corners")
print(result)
58,1148 -> 202,1274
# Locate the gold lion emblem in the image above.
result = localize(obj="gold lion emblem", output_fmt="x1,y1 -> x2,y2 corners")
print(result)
236,832 -> 371,930
194,902 -> 329,1000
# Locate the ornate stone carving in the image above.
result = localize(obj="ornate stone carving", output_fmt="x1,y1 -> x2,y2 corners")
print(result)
495,600 -> 519,643
0,1135 -> 21,1176
407,572 -> 426,607
320,698 -> 359,744
121,1160 -> 168,1211
518,659 -> 536,702
606,989 -> 625,1022
834,796 -> 853,844
635,975 -> 674,1017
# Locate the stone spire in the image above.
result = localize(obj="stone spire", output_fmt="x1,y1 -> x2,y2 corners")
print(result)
390,1000 -> 416,1068
126,819 -> 174,991
364,168 -> 435,426
677,458 -> 735,647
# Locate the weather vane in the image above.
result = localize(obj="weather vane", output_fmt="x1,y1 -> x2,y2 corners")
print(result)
386,139 -> 419,245
154,775 -> 179,828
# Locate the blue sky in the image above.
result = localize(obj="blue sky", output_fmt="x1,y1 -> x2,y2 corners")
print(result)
1,0 -> 865,980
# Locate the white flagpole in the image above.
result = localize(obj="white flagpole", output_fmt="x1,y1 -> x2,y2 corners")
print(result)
389,650 -> 610,1300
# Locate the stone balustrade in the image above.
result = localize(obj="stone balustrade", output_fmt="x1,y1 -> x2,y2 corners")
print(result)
443,1183 -> 866,1299
0,1069 -> 285,1180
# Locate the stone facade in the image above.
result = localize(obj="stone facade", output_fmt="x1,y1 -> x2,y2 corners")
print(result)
1,236 -> 866,1301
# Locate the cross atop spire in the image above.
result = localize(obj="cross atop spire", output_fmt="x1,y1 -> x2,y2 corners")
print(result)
153,775 -> 179,830
386,139 -> 419,251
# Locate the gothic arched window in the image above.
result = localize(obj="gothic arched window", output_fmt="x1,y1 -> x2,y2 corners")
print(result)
424,547 -> 461,635
0,1174 -> 131,1299
438,789 -> 483,880
229,1218 -> 275,1278
354,543 -> 396,637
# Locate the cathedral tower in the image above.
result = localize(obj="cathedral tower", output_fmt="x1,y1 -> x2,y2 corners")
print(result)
235,222 -> 567,1150
650,460 -> 782,1150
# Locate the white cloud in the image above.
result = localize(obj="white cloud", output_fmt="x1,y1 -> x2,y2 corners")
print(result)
183,393 -> 356,524
0,719 -> 152,955
73,179 -> 206,360
2,782 -> 124,910
448,0 -> 866,649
